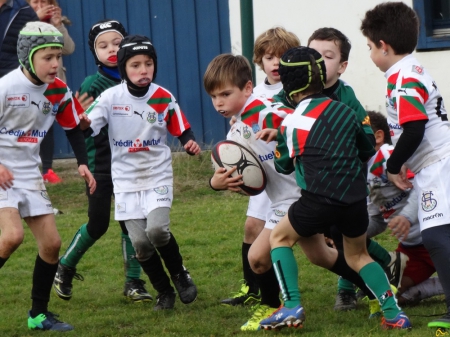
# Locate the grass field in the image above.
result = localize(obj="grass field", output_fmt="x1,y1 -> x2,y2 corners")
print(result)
0,152 -> 446,336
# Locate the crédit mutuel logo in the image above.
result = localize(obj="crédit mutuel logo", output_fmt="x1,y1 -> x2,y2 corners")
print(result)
0,128 -> 46,143
112,137 -> 161,152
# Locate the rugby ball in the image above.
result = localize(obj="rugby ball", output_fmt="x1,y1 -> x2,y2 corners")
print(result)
211,140 -> 267,196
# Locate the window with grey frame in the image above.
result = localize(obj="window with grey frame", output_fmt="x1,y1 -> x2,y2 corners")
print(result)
414,0 -> 450,50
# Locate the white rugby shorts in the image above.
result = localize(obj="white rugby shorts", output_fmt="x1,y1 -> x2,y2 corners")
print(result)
246,191 -> 271,221
114,185 -> 173,221
415,156 -> 450,231
0,188 -> 53,218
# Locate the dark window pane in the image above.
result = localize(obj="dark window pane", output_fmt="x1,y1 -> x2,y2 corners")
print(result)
432,0 -> 450,20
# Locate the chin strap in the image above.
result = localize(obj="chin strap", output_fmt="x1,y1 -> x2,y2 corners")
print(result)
127,81 -> 151,97
22,67 -> 44,85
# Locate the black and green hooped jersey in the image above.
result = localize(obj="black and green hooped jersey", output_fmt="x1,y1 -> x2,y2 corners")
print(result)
275,94 -> 375,205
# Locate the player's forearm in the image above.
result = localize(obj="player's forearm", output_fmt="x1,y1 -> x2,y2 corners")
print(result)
387,120 -> 426,174
65,125 -> 88,166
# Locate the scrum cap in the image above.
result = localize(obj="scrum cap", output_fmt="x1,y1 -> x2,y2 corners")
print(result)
117,35 -> 157,82
279,46 -> 326,98
17,21 -> 64,75
88,19 -> 127,66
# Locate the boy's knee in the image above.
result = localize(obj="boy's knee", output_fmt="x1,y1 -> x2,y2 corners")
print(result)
146,226 -> 170,247
46,236 -> 62,254
249,255 -> 271,274
146,207 -> 170,247
133,240 -> 156,261
1,231 -> 24,255
244,217 -> 265,242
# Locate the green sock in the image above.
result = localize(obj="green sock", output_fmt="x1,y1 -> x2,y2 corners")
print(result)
359,262 -> 401,319
337,276 -> 355,293
271,246 -> 301,308
122,233 -> 141,281
367,239 -> 391,268
60,224 -> 96,268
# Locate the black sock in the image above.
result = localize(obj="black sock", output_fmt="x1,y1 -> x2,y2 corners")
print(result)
139,253 -> 173,294
30,254 -> 57,317
0,256 -> 9,269
156,232 -> 183,276
329,250 -> 375,300
242,242 -> 258,294
254,266 -> 281,308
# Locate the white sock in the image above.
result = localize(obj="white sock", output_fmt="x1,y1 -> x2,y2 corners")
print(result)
400,276 -> 443,302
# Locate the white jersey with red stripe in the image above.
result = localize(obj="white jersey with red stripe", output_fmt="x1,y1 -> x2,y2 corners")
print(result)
385,54 -> 450,173
86,82 -> 191,193
253,80 -> 282,101
227,95 -> 300,208
0,68 -> 81,190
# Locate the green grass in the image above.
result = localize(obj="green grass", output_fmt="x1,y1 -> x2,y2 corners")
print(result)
0,152 -> 445,336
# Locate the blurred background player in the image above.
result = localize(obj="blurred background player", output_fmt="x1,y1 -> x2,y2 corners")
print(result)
54,20 -> 152,303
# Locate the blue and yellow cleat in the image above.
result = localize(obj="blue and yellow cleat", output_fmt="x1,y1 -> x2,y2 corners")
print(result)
381,311 -> 412,330
259,305 -> 305,330
28,311 -> 73,331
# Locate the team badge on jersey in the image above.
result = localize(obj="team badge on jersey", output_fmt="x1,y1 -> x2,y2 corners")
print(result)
422,191 -> 437,212
243,125 -> 252,139
42,102 -> 51,115
157,112 -> 164,125
52,103 -> 59,115
147,112 -> 157,123
154,186 -> 169,195
251,123 -> 260,133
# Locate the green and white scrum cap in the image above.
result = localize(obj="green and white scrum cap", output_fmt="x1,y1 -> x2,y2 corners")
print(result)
17,21 -> 64,75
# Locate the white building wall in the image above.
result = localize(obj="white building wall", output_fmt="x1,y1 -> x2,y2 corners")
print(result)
229,0 -> 450,112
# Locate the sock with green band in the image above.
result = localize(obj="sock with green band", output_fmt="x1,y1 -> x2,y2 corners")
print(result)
271,246 -> 301,308
337,276 -> 355,292
359,261 -> 401,319
122,233 -> 141,281
367,239 -> 391,268
60,224 -> 96,268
